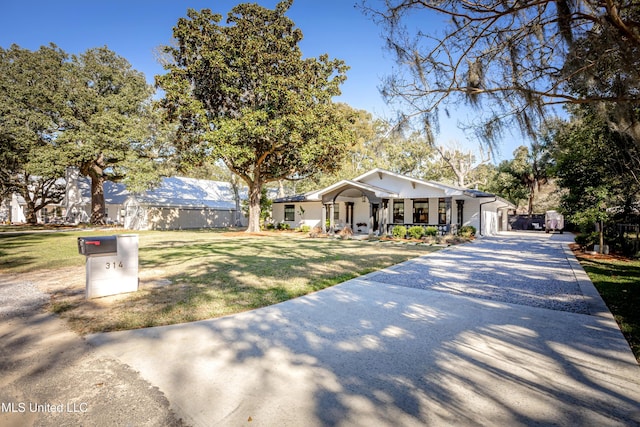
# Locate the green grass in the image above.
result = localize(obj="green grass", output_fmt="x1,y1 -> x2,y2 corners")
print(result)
1,229 -> 441,334
577,256 -> 640,362
0,229 -> 117,272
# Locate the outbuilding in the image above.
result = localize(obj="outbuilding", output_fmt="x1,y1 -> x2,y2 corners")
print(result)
121,177 -> 246,230
5,167 -> 247,229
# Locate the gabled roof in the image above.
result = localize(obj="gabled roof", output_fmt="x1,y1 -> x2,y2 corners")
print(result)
353,168 -> 466,194
308,179 -> 400,200
273,168 -> 516,208
69,175 -> 244,209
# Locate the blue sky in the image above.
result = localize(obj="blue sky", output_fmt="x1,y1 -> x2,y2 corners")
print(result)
0,0 -> 520,161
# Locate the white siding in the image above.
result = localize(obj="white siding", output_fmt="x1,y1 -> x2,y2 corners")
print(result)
277,201 -> 323,228
145,207 -> 237,230
464,199 -> 481,232
353,199 -> 371,228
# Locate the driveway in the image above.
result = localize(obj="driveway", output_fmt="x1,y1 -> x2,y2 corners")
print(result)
88,232 -> 640,426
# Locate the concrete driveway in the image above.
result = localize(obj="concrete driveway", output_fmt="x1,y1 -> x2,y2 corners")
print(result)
88,232 -> 640,426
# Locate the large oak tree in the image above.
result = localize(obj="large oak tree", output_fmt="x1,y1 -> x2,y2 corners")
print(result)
0,44 -> 69,224
157,0 -> 356,232
60,47 -> 157,224
362,1 -> 640,148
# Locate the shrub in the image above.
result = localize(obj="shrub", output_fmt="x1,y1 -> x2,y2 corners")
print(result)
407,226 -> 424,239
392,225 -> 407,239
338,226 -> 354,239
425,226 -> 438,237
300,225 -> 311,233
575,232 -> 599,250
458,225 -> 476,237
277,222 -> 290,230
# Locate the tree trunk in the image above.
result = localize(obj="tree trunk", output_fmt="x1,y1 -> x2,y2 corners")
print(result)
82,157 -> 107,225
246,180 -> 262,233
528,181 -> 536,216
25,199 -> 38,225
599,220 -> 605,254
89,174 -> 107,225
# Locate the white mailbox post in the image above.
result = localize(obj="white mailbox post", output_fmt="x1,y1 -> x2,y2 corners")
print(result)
78,234 -> 139,299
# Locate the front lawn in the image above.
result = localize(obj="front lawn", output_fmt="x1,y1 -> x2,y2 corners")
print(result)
575,254 -> 640,362
1,229 -> 440,334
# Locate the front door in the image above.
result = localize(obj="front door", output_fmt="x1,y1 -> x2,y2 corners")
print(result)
372,204 -> 379,232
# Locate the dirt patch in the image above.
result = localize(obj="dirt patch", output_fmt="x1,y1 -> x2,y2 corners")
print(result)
0,273 -> 185,427
569,243 -> 633,262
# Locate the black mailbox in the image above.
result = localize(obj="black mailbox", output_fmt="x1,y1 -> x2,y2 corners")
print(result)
78,236 -> 118,256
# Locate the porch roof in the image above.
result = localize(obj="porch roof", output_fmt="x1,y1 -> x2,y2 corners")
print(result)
308,180 -> 399,204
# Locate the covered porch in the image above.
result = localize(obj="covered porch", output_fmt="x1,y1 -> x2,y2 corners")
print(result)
319,180 -> 397,235
318,181 -> 463,236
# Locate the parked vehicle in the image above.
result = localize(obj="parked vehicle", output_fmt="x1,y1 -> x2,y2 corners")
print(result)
545,210 -> 564,234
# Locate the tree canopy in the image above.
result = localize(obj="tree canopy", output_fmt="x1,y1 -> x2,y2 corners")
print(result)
547,106 -> 640,237
0,44 -> 70,223
59,47 -> 157,224
363,0 -> 640,147
157,0 -> 356,232
488,145 -> 551,215
1,43 -> 164,224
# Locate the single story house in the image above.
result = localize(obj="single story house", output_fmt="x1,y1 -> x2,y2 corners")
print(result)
272,168 -> 515,236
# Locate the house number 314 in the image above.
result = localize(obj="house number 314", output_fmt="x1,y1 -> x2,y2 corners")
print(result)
106,261 -> 124,269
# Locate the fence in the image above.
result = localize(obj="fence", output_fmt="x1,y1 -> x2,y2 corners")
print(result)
617,223 -> 640,256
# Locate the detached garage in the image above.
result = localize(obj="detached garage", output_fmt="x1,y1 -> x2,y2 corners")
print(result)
123,177 -> 246,230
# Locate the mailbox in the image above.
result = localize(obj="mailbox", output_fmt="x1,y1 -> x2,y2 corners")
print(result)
77,236 -> 117,256
77,234 -> 139,299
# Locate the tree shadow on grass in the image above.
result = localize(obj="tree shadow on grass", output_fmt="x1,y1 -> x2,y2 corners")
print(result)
53,238 -> 437,334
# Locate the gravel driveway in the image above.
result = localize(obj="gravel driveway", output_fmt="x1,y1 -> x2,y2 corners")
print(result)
365,232 -> 589,313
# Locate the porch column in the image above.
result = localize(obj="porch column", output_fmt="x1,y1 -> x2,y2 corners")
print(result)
382,199 -> 389,235
321,204 -> 327,233
368,203 -> 374,236
346,202 -> 354,229
329,203 -> 335,234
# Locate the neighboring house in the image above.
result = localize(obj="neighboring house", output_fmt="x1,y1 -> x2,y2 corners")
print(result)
7,168 -> 247,229
3,178 -> 67,224
272,168 -> 515,236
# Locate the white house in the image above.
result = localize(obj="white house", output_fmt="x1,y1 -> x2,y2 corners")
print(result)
272,168 -> 515,236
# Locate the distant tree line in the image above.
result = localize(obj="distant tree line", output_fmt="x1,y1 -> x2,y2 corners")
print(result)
4,0 -> 638,246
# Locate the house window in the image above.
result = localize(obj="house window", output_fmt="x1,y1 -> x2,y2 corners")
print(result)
284,205 -> 295,222
438,198 -> 447,224
413,200 -> 429,223
333,203 -> 340,221
393,200 -> 404,223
